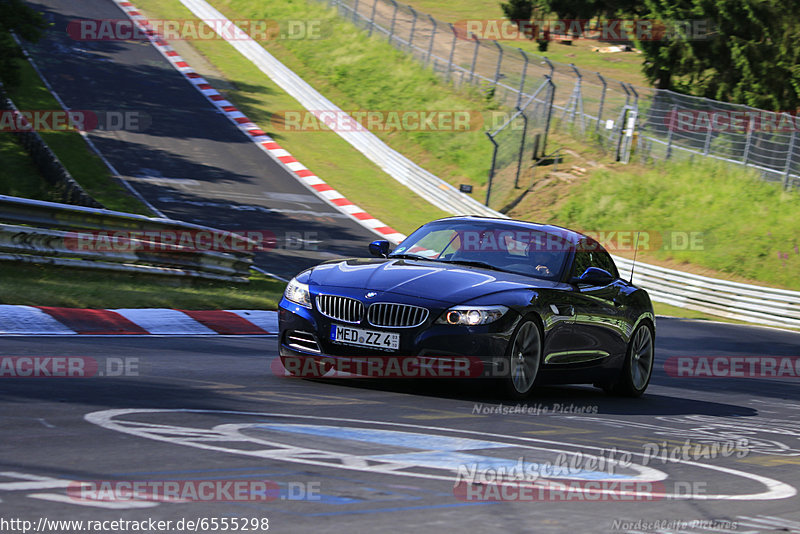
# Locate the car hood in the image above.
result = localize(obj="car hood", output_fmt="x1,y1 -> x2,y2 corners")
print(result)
305,258 -> 563,304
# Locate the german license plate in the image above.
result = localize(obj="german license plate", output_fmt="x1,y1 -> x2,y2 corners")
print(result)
330,324 -> 399,351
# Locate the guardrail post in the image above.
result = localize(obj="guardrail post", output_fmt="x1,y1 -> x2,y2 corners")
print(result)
352,0 -> 359,23
784,128 -> 796,189
408,6 -> 418,49
516,49 -> 528,108
485,132 -> 499,206
367,0 -> 378,36
446,23 -> 457,83
425,16 -> 437,66
493,41 -> 503,87
388,0 -> 398,43
595,72 -> 607,134
469,34 -> 480,84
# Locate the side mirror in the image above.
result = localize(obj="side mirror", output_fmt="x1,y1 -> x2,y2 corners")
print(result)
368,240 -> 391,258
572,267 -> 614,286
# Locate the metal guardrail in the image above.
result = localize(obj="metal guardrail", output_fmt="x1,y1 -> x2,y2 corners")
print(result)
614,256 -> 800,329
0,195 -> 255,282
180,0 -> 501,220
178,0 -> 800,328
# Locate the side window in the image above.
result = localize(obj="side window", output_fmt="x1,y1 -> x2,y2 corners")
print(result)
570,240 -> 619,280
592,250 -> 619,279
571,250 -> 592,279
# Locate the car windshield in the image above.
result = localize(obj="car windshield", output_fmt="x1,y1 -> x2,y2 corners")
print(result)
388,220 -> 573,281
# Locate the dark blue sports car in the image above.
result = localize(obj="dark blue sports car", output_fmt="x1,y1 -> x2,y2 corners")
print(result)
278,217 -> 655,399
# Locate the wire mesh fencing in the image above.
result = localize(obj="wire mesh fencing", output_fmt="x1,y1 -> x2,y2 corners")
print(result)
322,0 -> 800,205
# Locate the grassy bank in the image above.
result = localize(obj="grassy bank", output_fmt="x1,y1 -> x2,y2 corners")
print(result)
555,158 -> 800,290
2,54 -> 150,214
400,0 -> 649,86
0,132 -> 62,202
0,262 -> 284,309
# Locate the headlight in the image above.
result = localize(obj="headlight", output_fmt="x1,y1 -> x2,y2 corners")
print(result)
436,305 -> 509,326
284,277 -> 312,308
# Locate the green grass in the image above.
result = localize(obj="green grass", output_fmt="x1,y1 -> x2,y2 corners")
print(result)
399,0 -> 650,86
2,54 -> 151,214
0,262 -> 284,309
558,158 -> 800,290
0,132 -> 62,202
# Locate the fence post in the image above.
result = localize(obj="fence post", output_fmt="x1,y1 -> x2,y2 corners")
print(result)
388,0 -> 398,43
569,63 -> 585,134
666,104 -> 677,159
542,76 -> 555,155
515,107 -> 528,189
367,0 -> 378,37
352,0 -> 359,23
425,15 -> 437,66
742,114 -> 755,166
516,48 -> 528,108
469,34 -> 480,84
542,57 -> 554,79
595,72 -> 607,134
485,132 -> 499,206
408,6 -> 418,49
493,41 -> 503,87
446,23 -> 457,83
784,129 -> 796,189
702,115 -> 713,155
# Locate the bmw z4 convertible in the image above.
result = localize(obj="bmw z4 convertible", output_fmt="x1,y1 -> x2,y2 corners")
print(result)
278,217 -> 655,399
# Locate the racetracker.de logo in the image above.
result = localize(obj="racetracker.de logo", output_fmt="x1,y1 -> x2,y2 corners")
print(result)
274,355 -> 485,378
67,480 -> 279,502
665,110 -> 800,133
665,356 -> 800,378
453,481 -> 666,501
451,19 -> 711,41
67,19 -> 324,41
0,357 -> 138,377
270,110 -> 483,132
63,230 -> 276,253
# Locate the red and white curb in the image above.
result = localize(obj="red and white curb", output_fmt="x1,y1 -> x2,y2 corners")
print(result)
112,0 -> 406,245
0,305 -> 277,335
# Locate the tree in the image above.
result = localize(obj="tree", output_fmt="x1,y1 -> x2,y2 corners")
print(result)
0,0 -> 47,87
500,0 -> 535,22
638,0 -> 800,110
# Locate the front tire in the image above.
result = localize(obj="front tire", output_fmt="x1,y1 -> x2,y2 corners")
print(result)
605,322 -> 654,397
501,317 -> 543,399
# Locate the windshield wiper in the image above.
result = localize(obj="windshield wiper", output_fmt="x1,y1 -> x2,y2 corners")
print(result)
388,253 -> 435,261
437,259 -> 509,273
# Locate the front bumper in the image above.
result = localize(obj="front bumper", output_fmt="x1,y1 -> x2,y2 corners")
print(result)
278,296 -> 520,378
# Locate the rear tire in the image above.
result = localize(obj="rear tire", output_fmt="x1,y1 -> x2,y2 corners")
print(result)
604,322 -> 654,397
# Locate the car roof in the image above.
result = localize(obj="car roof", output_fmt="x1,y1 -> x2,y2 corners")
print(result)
429,216 -> 588,245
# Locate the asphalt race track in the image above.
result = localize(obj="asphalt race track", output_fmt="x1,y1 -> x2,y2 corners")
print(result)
5,0 -> 800,533
2,318 -> 800,533
21,0 -> 381,279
